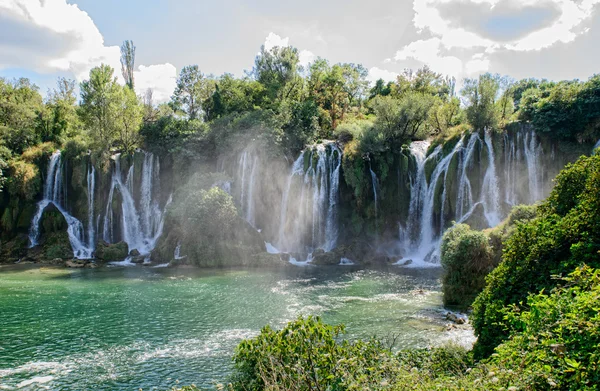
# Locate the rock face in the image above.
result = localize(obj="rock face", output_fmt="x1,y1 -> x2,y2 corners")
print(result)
94,241 -> 129,261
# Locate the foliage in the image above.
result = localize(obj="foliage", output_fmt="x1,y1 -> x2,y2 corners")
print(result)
231,316 -> 399,391
486,204 -> 538,264
461,73 -> 502,131
441,223 -> 495,310
6,159 -> 41,201
519,75 -> 600,142
171,65 -> 216,120
493,265 -> 600,389
472,153 -> 600,358
114,86 -> 143,153
0,77 -> 44,154
79,65 -> 122,152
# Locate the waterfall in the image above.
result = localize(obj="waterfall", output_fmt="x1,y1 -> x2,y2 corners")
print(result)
481,129 -> 501,226
414,140 -> 462,260
594,139 -> 600,152
523,130 -> 543,203
400,141 -> 430,246
369,160 -> 378,219
277,142 -> 341,253
102,152 -> 169,256
86,166 -> 95,250
237,150 -> 259,227
28,151 -> 94,259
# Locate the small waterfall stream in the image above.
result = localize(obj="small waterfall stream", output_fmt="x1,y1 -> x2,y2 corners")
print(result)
29,151 -> 95,259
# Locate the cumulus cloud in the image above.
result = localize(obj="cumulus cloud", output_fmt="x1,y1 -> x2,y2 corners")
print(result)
0,0 -> 176,103
134,64 -> 178,104
263,32 -> 290,51
390,0 -> 600,78
367,67 -> 399,83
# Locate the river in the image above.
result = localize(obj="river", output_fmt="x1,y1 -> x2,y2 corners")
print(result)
0,265 -> 473,390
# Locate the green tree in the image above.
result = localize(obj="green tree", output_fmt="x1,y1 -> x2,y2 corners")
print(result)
253,45 -> 301,103
461,73 -> 501,130
79,64 -> 122,152
115,87 -> 143,153
0,77 -> 44,154
171,65 -> 215,120
120,40 -> 136,90
41,78 -> 81,143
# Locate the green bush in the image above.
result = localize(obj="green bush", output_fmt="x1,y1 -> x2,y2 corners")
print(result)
231,316 -> 399,391
6,159 -> 41,201
472,154 -> 600,358
493,266 -> 600,389
486,204 -> 537,264
440,223 -> 495,310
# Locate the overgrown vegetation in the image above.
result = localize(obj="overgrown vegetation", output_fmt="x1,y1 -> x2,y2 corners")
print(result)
472,153 -> 600,358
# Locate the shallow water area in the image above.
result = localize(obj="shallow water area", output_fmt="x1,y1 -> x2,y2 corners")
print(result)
0,264 -> 473,390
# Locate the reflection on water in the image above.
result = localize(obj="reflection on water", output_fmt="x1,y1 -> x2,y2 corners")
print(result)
0,265 -> 474,390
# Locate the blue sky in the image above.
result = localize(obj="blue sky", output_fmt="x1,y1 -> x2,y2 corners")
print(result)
1,0 -> 599,103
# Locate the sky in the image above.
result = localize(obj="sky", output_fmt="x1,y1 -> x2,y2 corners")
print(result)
1,0 -> 599,103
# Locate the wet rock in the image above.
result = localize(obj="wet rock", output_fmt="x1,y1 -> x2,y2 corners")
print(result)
130,255 -> 146,264
250,252 -> 287,266
85,262 -> 98,269
129,249 -> 141,257
95,241 -> 129,261
445,312 -> 466,325
65,260 -> 86,268
312,251 -> 340,265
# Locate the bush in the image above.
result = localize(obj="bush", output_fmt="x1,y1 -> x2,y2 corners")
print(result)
486,204 -> 537,264
231,316 -> 399,391
440,224 -> 495,310
6,159 -> 41,201
472,154 -> 600,358
494,266 -> 600,389
20,142 -> 56,165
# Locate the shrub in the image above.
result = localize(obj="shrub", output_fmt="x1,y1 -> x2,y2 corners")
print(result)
231,316 -> 399,391
440,223 -> 494,310
6,159 -> 41,201
494,266 -> 600,389
472,154 -> 600,358
20,142 -> 56,165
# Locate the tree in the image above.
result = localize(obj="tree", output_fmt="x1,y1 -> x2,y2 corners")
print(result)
79,64 -> 122,152
253,45 -> 302,103
115,87 -> 143,153
42,78 -> 81,142
461,73 -> 501,130
171,65 -> 215,120
0,77 -> 44,154
120,40 -> 136,90
371,92 -> 437,145
368,78 -> 392,99
430,96 -> 462,134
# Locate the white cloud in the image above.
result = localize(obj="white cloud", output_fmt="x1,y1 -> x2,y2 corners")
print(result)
263,32 -> 290,51
367,67 -> 399,83
298,50 -> 316,67
389,0 -> 600,78
134,63 -> 177,104
0,0 -> 176,103
394,38 -> 464,77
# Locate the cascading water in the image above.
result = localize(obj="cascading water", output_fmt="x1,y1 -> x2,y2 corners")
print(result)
523,130 -> 543,203
481,130 -> 501,226
237,150 -> 259,227
277,142 -> 341,254
102,152 -> 169,256
399,128 -> 551,265
369,160 -> 378,219
28,151 -> 95,259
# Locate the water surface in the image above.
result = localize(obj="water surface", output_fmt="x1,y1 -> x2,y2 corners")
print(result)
0,265 -> 473,390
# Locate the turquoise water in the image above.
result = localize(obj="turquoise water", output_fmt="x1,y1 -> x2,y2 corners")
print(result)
0,265 -> 472,390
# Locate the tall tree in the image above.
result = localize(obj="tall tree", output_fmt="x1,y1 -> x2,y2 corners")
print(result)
253,45 -> 301,102
0,77 -> 44,153
80,64 -> 121,152
462,73 -> 501,130
120,40 -> 136,90
41,77 -> 81,142
115,87 -> 143,153
171,65 -> 215,120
